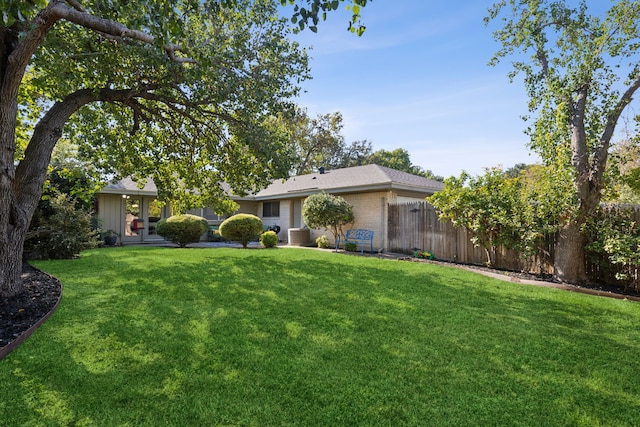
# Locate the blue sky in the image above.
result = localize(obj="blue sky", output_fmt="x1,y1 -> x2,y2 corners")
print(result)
287,1 -> 541,178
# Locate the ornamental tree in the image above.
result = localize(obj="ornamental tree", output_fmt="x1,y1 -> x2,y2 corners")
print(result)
302,192 -> 354,244
486,0 -> 640,283
0,0 -> 369,298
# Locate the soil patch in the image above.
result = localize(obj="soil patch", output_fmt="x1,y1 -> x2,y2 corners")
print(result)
0,264 -> 62,352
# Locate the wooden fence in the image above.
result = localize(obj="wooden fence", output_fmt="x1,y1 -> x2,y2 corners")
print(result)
387,202 -> 546,272
387,202 -> 640,280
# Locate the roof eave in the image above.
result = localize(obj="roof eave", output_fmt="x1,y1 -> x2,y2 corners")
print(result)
253,182 -> 439,200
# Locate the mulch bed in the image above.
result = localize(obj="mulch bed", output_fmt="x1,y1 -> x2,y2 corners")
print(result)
0,264 -> 62,357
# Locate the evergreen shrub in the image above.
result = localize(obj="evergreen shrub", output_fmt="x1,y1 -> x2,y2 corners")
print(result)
156,214 -> 208,248
219,214 -> 263,248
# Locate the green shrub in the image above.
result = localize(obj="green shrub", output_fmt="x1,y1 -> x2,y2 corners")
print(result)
586,206 -> 640,291
260,231 -> 278,248
219,214 -> 263,248
345,242 -> 358,252
156,214 -> 208,248
24,193 -> 100,259
316,235 -> 329,249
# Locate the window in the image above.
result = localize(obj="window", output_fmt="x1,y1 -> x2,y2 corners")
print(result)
263,202 -> 280,218
202,207 -> 225,221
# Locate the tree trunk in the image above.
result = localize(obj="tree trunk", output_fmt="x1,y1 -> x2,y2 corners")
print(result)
553,220 -> 587,284
0,228 -> 27,297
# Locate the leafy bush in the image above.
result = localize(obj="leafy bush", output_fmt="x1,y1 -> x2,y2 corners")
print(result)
415,251 -> 435,260
24,193 -> 100,259
316,235 -> 329,249
586,206 -> 640,291
302,192 -> 354,243
156,214 -> 208,248
260,231 -> 278,248
219,214 -> 263,248
345,242 -> 358,252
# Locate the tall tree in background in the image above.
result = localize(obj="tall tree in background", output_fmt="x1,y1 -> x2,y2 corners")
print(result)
368,148 -> 443,181
0,0 -> 369,298
291,109 -> 346,175
487,0 -> 640,284
280,107 -> 374,174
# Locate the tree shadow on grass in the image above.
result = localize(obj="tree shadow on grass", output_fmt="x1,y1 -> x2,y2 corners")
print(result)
2,247 -> 640,426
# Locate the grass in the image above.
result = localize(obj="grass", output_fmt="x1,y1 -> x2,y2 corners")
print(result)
1,246 -> 640,426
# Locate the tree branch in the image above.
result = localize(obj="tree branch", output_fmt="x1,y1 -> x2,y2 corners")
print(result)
51,2 -> 196,63
591,74 -> 640,183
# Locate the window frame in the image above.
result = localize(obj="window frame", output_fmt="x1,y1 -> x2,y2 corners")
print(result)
262,201 -> 280,218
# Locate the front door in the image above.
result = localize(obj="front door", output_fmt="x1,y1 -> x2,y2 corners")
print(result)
122,197 -> 166,243
123,197 -> 143,243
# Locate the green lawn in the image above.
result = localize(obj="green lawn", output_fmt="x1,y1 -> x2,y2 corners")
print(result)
1,247 -> 640,426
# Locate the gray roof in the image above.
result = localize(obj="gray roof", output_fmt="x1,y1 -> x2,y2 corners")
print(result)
100,177 -> 158,196
253,164 -> 444,200
99,165 -> 444,200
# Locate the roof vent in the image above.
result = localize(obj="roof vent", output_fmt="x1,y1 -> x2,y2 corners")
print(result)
319,166 -> 325,174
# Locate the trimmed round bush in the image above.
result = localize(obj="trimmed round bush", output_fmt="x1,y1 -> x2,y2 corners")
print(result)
219,214 -> 263,248
260,230 -> 278,248
156,214 -> 209,248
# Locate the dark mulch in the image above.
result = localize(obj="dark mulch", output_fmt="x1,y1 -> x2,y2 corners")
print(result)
0,264 -> 62,349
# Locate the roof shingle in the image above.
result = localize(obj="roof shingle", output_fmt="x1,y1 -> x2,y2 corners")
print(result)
253,164 -> 443,199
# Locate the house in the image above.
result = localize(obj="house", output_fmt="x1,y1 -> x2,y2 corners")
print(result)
96,164 -> 444,249
252,164 -> 443,250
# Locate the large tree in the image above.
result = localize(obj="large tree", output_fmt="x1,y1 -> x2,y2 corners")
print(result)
0,0 -> 368,297
289,108 -> 347,175
487,0 -> 640,283
367,148 -> 443,181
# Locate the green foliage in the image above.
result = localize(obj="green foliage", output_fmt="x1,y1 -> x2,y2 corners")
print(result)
367,148 -> 443,181
283,109 -> 347,175
415,251 -> 434,260
260,230 -> 279,248
486,0 -> 640,282
280,0 -> 369,35
156,214 -> 209,248
428,167 -> 522,267
16,0 -> 312,212
26,142 -> 103,257
302,192 -> 354,242
605,139 -> 640,204
0,0 -> 372,297
219,214 -> 263,248
24,193 -> 99,260
277,107 -> 439,179
44,140 -> 102,208
316,234 -> 330,249
428,165 -> 572,268
586,207 -> 640,291
344,241 -> 358,252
